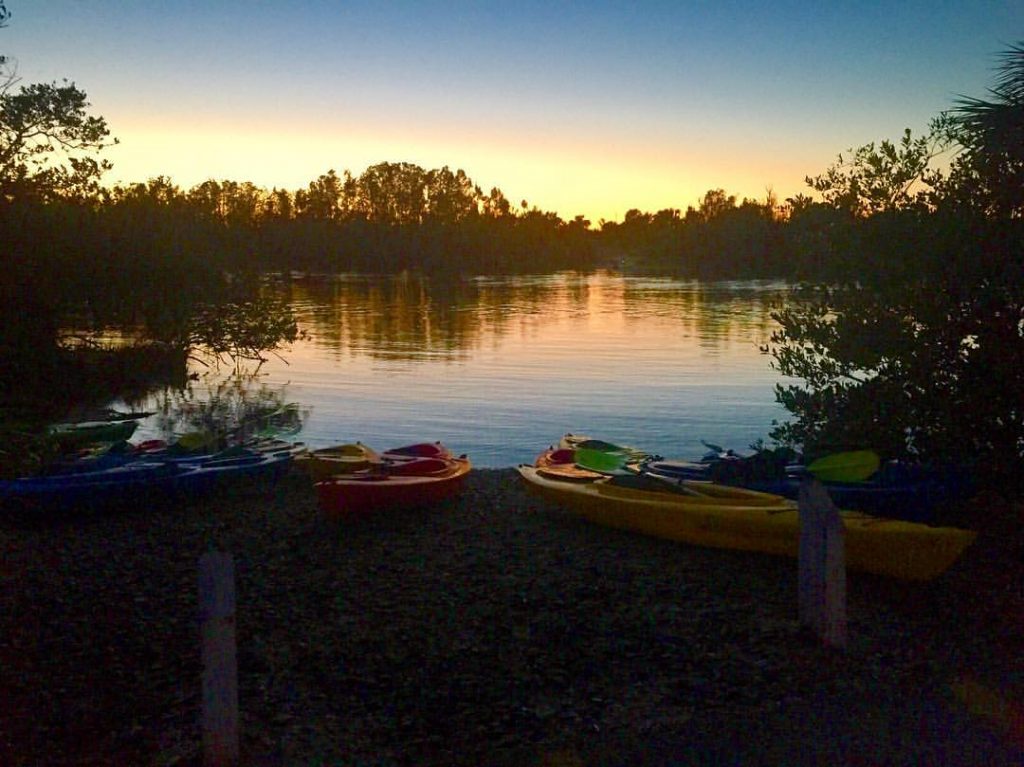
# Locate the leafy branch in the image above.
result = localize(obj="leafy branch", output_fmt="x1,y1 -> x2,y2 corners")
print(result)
0,79 -> 117,200
805,117 -> 956,217
186,295 -> 303,374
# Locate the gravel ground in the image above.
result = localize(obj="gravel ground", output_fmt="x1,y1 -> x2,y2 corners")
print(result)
1,467 -> 1022,766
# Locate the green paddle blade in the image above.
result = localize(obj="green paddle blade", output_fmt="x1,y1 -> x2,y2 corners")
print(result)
572,438 -> 627,452
572,439 -> 651,462
574,447 -> 631,475
806,450 -> 880,482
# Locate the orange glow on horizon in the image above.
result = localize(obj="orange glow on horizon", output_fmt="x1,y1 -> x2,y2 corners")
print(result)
103,116 -> 818,224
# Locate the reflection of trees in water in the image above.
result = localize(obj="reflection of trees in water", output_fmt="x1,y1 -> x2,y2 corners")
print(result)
286,274 -> 477,360
617,279 -> 786,352
281,273 -> 790,360
285,274 -> 541,360
152,376 -> 309,444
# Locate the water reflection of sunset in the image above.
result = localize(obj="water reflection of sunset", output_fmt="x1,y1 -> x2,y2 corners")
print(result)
282,272 -> 782,360
230,273 -> 792,467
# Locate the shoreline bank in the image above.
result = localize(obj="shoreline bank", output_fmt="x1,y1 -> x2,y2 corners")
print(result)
1,468 -> 1021,765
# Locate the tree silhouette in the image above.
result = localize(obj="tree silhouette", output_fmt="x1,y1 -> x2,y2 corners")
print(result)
948,43 -> 1024,216
954,43 -> 1024,161
0,79 -> 117,201
769,42 -> 1024,492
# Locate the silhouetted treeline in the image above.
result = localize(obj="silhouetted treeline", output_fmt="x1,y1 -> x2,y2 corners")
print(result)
95,164 -> 602,276
3,160 -> 862,301
128,170 -> 833,279
602,190 -> 785,277
8,155 -> 997,369
1,157 -> 957,370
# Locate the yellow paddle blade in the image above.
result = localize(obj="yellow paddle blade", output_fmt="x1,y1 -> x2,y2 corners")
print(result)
806,450 -> 880,482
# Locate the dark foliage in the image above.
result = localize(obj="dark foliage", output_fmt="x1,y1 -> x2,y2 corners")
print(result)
769,43 -> 1024,495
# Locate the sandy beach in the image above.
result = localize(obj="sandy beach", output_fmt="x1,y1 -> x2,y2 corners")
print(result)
1,467 -> 1021,766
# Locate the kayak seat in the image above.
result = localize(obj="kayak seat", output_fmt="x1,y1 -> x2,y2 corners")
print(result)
385,457 -> 451,476
549,448 -> 575,464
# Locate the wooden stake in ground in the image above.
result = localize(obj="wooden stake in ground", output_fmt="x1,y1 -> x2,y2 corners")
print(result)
199,551 -> 240,765
798,478 -> 847,649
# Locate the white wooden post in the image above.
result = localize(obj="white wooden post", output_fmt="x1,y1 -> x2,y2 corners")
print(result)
798,478 -> 847,649
199,551 -> 240,765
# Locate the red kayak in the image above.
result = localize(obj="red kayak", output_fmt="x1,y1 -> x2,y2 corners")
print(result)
315,455 -> 471,520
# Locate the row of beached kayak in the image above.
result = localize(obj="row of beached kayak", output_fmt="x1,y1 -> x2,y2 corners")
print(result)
558,434 -> 977,523
516,434 -> 977,582
0,437 -> 306,509
630,440 -> 974,524
0,432 -> 473,522
0,427 -> 978,582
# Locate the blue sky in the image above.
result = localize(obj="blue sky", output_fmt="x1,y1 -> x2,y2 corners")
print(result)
3,1 -> 1020,221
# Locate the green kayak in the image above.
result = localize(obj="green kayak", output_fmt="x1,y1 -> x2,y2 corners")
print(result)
49,420 -> 139,450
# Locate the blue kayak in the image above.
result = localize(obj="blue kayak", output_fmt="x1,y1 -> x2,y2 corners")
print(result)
1,443 -> 300,513
640,457 -> 975,523
44,438 -> 302,473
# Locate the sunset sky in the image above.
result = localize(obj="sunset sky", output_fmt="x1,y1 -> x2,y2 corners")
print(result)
4,2 -> 1020,223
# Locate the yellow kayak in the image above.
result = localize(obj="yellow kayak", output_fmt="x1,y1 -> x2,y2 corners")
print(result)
517,465 -> 976,581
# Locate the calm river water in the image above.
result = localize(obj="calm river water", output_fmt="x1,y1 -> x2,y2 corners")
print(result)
133,272 -> 797,468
